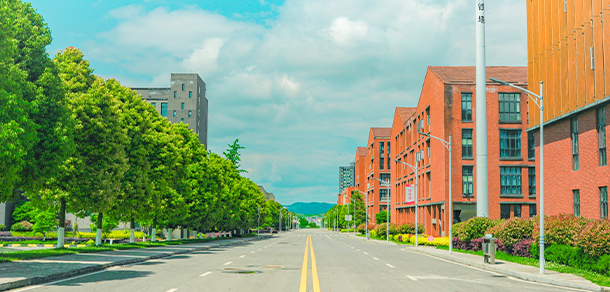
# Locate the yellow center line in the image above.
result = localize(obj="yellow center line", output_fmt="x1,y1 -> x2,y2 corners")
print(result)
309,236 -> 321,292
299,236 -> 310,292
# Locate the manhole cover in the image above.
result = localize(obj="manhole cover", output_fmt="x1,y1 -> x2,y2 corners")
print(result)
222,268 -> 261,274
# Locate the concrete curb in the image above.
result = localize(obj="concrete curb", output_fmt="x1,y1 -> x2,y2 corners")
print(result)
340,233 -> 398,245
405,247 -> 609,292
0,235 -> 269,292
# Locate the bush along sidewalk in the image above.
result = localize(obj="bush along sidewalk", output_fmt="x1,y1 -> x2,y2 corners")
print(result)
447,214 -> 610,287
353,222 -> 450,247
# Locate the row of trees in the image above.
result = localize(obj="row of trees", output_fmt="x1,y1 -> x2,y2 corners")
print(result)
0,0 -> 286,246
324,191 -> 366,229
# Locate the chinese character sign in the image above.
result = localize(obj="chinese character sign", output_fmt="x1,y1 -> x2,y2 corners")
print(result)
405,184 -> 415,205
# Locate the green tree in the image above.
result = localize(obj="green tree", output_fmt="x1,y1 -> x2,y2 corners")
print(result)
89,213 -> 119,241
376,210 -> 390,224
299,217 -> 309,228
223,139 -> 247,173
12,200 -> 34,223
31,209 -> 56,241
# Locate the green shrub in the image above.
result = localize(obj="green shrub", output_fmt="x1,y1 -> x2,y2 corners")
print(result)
574,220 -> 610,257
532,214 -> 589,246
451,221 -> 465,238
394,223 -> 425,235
487,217 -> 534,248
530,240 -> 539,259
546,244 -> 577,266
0,224 -> 5,231
11,221 -> 33,232
594,255 -> 610,275
457,217 -> 500,242
374,224 -> 390,239
370,230 -> 378,239
375,211 -> 389,224
568,248 -> 598,270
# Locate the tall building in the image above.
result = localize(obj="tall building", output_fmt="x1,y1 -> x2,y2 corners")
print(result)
132,73 -> 208,148
526,1 -> 610,219
339,162 -> 355,193
366,127 -> 392,223
391,66 -> 533,237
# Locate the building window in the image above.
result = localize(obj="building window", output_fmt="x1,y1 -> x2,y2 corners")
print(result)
529,205 -> 536,217
499,93 -> 521,122
528,167 -> 536,196
462,93 -> 472,122
150,102 -> 156,108
379,142 -> 384,170
181,102 -> 185,110
387,142 -> 391,170
500,167 -> 522,195
161,103 -> 168,117
501,205 -> 510,219
188,110 -> 192,118
598,107 -> 607,166
380,189 -> 388,201
426,107 -> 430,126
574,190 -> 580,216
462,166 -> 473,197
462,129 -> 473,158
528,131 -> 535,159
514,204 -> 522,218
572,117 -> 579,170
500,130 -> 522,158
181,118 -> 185,123
173,110 -> 177,117
174,91 -> 177,98
601,187 -> 608,219
189,91 -> 193,98
380,173 -> 390,183
182,84 -> 185,91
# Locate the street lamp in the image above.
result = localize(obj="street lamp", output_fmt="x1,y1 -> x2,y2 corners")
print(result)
347,196 -> 358,236
279,207 -> 287,233
257,206 -> 260,236
491,78 -> 545,274
395,159 -> 420,246
370,177 -> 391,243
416,129 -> 453,254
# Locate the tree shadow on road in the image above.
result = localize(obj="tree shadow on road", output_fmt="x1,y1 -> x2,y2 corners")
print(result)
50,270 -> 154,286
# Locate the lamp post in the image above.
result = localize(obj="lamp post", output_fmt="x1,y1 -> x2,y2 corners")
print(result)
370,177 -> 391,243
279,207 -> 286,233
354,190 -> 369,239
416,129 -> 452,253
491,77 -> 544,274
395,159 -> 419,246
257,206 -> 260,236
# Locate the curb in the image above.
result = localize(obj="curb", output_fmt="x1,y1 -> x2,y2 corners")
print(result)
0,235 -> 269,292
0,244 -> 87,248
340,233 -> 398,246
405,247 -> 607,292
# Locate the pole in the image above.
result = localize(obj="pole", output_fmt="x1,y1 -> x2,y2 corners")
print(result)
386,181 -> 390,243
365,192 -> 369,239
257,207 -> 260,236
415,160 -> 419,247
539,81 -> 545,274
475,0 -> 489,218
449,134 -> 453,254
354,197 -> 356,236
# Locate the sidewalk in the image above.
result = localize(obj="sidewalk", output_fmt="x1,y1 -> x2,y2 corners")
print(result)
0,235 -> 270,291
341,233 -> 609,292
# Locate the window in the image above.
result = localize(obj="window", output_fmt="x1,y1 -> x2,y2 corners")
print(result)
387,142 -> 391,170
462,166 -> 473,197
189,91 -> 193,98
501,205 -> 510,219
500,130 -> 521,158
528,168 -> 536,196
574,190 -> 580,216
462,93 -> 472,122
380,189 -> 388,201
380,173 -> 390,183
150,102 -> 156,108
529,205 -> 536,217
181,102 -> 185,110
572,117 -> 579,170
499,93 -> 521,122
514,204 -> 522,218
173,110 -> 177,117
598,107 -> 607,166
174,91 -> 177,98
181,118 -> 184,123
188,110 -> 192,118
462,129 -> 473,158
528,132 -> 535,159
426,107 -> 430,126
379,142 -> 385,170
182,84 -> 185,91
161,103 -> 168,117
500,167 -> 522,195
601,187 -> 608,219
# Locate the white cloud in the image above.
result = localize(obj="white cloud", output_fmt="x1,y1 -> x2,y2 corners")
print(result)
84,0 -> 527,204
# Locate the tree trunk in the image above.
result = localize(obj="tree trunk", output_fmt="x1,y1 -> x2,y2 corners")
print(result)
129,217 -> 135,244
151,217 -> 157,242
57,199 -> 66,248
167,228 -> 173,241
95,212 -> 103,246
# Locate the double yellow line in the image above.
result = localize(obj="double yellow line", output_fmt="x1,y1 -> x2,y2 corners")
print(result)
299,235 -> 320,292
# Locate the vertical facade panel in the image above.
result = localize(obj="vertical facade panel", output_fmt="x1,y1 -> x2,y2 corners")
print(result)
593,0 -> 605,100
568,0 -> 578,112
551,0 -> 560,118
584,0 -> 595,105
603,0 -> 610,96
575,0 -> 585,109
560,0 -> 569,116
543,0 -> 551,121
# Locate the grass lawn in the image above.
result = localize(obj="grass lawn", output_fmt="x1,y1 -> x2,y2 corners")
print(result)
436,245 -> 610,287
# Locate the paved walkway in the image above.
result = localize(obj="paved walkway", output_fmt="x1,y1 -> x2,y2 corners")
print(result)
0,235 -> 270,291
342,232 -> 610,292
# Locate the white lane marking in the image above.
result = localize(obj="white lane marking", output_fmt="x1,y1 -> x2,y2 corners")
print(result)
386,264 -> 395,268
251,251 -> 255,253
356,249 -> 360,251
166,289 -> 178,292
239,255 -> 245,258
200,271 -> 212,277
258,248 -> 262,251
372,257 -> 379,260
11,266 -> 122,291
406,275 -> 418,281
224,261 -> 233,265
363,252 -> 368,255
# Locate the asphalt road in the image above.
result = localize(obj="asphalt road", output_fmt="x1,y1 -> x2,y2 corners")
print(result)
11,229 -> 584,292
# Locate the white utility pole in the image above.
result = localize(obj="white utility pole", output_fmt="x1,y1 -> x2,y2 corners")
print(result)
476,0 -> 488,217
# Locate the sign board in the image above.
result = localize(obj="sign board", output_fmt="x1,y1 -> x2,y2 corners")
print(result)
405,184 -> 415,205
344,215 -> 352,221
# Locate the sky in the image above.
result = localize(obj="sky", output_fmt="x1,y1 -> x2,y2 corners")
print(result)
27,0 -> 528,205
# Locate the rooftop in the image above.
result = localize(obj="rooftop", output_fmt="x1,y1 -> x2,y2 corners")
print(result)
371,127 -> 392,138
429,66 -> 528,85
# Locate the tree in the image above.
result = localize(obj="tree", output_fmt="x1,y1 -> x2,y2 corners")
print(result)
223,139 -> 247,173
376,210 -> 390,224
31,209 -> 56,241
89,213 -> 119,242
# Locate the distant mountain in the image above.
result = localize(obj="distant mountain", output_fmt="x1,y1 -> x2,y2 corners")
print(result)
285,202 -> 335,215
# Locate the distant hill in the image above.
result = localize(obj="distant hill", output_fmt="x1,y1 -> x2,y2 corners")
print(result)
285,202 -> 335,215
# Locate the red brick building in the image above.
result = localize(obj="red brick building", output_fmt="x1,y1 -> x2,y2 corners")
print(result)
365,128 -> 392,222
391,66 -> 535,237
526,0 -> 610,219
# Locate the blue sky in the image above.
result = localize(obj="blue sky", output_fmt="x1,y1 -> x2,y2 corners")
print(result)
26,0 -> 528,205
